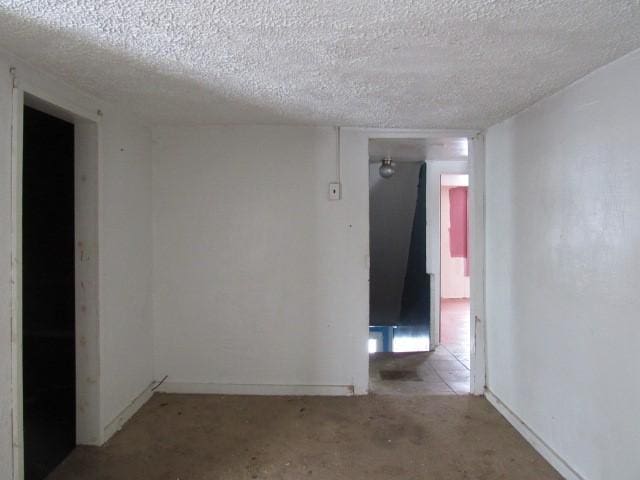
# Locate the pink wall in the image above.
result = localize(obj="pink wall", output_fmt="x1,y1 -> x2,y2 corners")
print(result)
440,184 -> 470,299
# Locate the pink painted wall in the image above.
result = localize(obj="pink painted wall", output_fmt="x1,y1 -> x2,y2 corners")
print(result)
440,184 -> 470,299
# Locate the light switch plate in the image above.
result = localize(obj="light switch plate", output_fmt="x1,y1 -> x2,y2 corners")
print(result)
328,182 -> 341,200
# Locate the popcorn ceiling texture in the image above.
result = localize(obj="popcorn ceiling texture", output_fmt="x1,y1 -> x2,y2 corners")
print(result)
0,1 -> 639,128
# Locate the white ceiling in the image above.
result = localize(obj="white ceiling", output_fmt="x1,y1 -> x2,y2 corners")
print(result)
0,1 -> 639,128
368,138 -> 468,163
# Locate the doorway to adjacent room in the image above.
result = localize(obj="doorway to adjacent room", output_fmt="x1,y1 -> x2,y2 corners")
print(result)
22,106 -> 76,480
438,174 -> 471,391
11,87 -> 102,480
366,135 -> 475,396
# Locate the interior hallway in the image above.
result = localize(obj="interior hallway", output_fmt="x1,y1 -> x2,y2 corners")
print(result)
48,393 -> 561,480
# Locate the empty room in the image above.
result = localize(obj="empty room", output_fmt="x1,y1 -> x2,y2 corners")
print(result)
0,2 -> 639,479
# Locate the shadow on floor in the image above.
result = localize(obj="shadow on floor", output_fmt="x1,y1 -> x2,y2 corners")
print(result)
369,348 -> 469,396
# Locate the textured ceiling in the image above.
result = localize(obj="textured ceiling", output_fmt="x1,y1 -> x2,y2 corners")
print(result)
369,138 -> 468,163
0,1 -> 639,128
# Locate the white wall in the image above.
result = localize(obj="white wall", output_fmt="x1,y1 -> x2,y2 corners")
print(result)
98,105 -> 153,432
485,48 -> 640,479
152,125 -> 369,395
369,161 -> 422,325
0,50 -> 153,475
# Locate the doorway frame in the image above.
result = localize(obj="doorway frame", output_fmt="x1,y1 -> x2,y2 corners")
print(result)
426,161 -> 469,351
343,127 -> 486,396
10,73 -> 102,480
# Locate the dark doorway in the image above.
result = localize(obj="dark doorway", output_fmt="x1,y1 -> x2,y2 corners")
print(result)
22,106 -> 76,480
369,158 -> 429,352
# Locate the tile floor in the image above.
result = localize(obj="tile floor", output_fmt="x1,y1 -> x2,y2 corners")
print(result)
369,298 -> 470,395
440,298 -> 471,369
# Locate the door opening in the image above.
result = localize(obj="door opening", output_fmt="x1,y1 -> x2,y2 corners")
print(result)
366,135 -> 474,395
22,106 -> 76,479
439,174 -> 470,392
367,139 -> 429,355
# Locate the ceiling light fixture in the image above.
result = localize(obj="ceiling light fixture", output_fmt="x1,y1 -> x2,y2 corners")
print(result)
379,155 -> 395,179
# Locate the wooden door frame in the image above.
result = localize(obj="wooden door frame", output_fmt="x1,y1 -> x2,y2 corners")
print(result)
10,73 -> 102,480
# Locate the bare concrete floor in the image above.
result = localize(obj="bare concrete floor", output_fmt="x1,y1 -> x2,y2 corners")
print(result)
48,393 -> 561,480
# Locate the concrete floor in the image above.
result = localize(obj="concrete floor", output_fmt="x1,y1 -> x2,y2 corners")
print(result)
46,297 -> 560,479
48,392 -> 561,479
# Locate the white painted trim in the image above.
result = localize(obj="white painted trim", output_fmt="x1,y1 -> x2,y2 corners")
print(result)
23,89 -> 100,125
14,75 -> 100,124
74,120 -> 101,446
102,382 -> 154,443
485,389 -> 585,480
10,79 -> 103,477
468,134 -> 486,395
10,85 -> 24,480
158,382 -> 356,396
0,47 -> 106,123
354,127 -> 485,395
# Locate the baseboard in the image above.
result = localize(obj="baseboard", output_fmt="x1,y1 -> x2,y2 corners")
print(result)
102,381 -> 155,443
485,389 -> 584,480
157,381 -> 355,396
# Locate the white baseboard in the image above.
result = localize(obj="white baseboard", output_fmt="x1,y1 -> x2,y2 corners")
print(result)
102,381 -> 155,443
157,381 -> 355,396
485,389 -> 584,480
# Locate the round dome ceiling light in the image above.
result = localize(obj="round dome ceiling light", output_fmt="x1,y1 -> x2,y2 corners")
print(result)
379,155 -> 395,179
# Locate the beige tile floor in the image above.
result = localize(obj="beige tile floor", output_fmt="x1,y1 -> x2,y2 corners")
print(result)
369,298 -> 470,395
440,298 -> 471,369
369,348 -> 469,395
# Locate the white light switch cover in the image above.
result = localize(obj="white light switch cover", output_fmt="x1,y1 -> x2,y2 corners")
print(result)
329,182 -> 341,200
